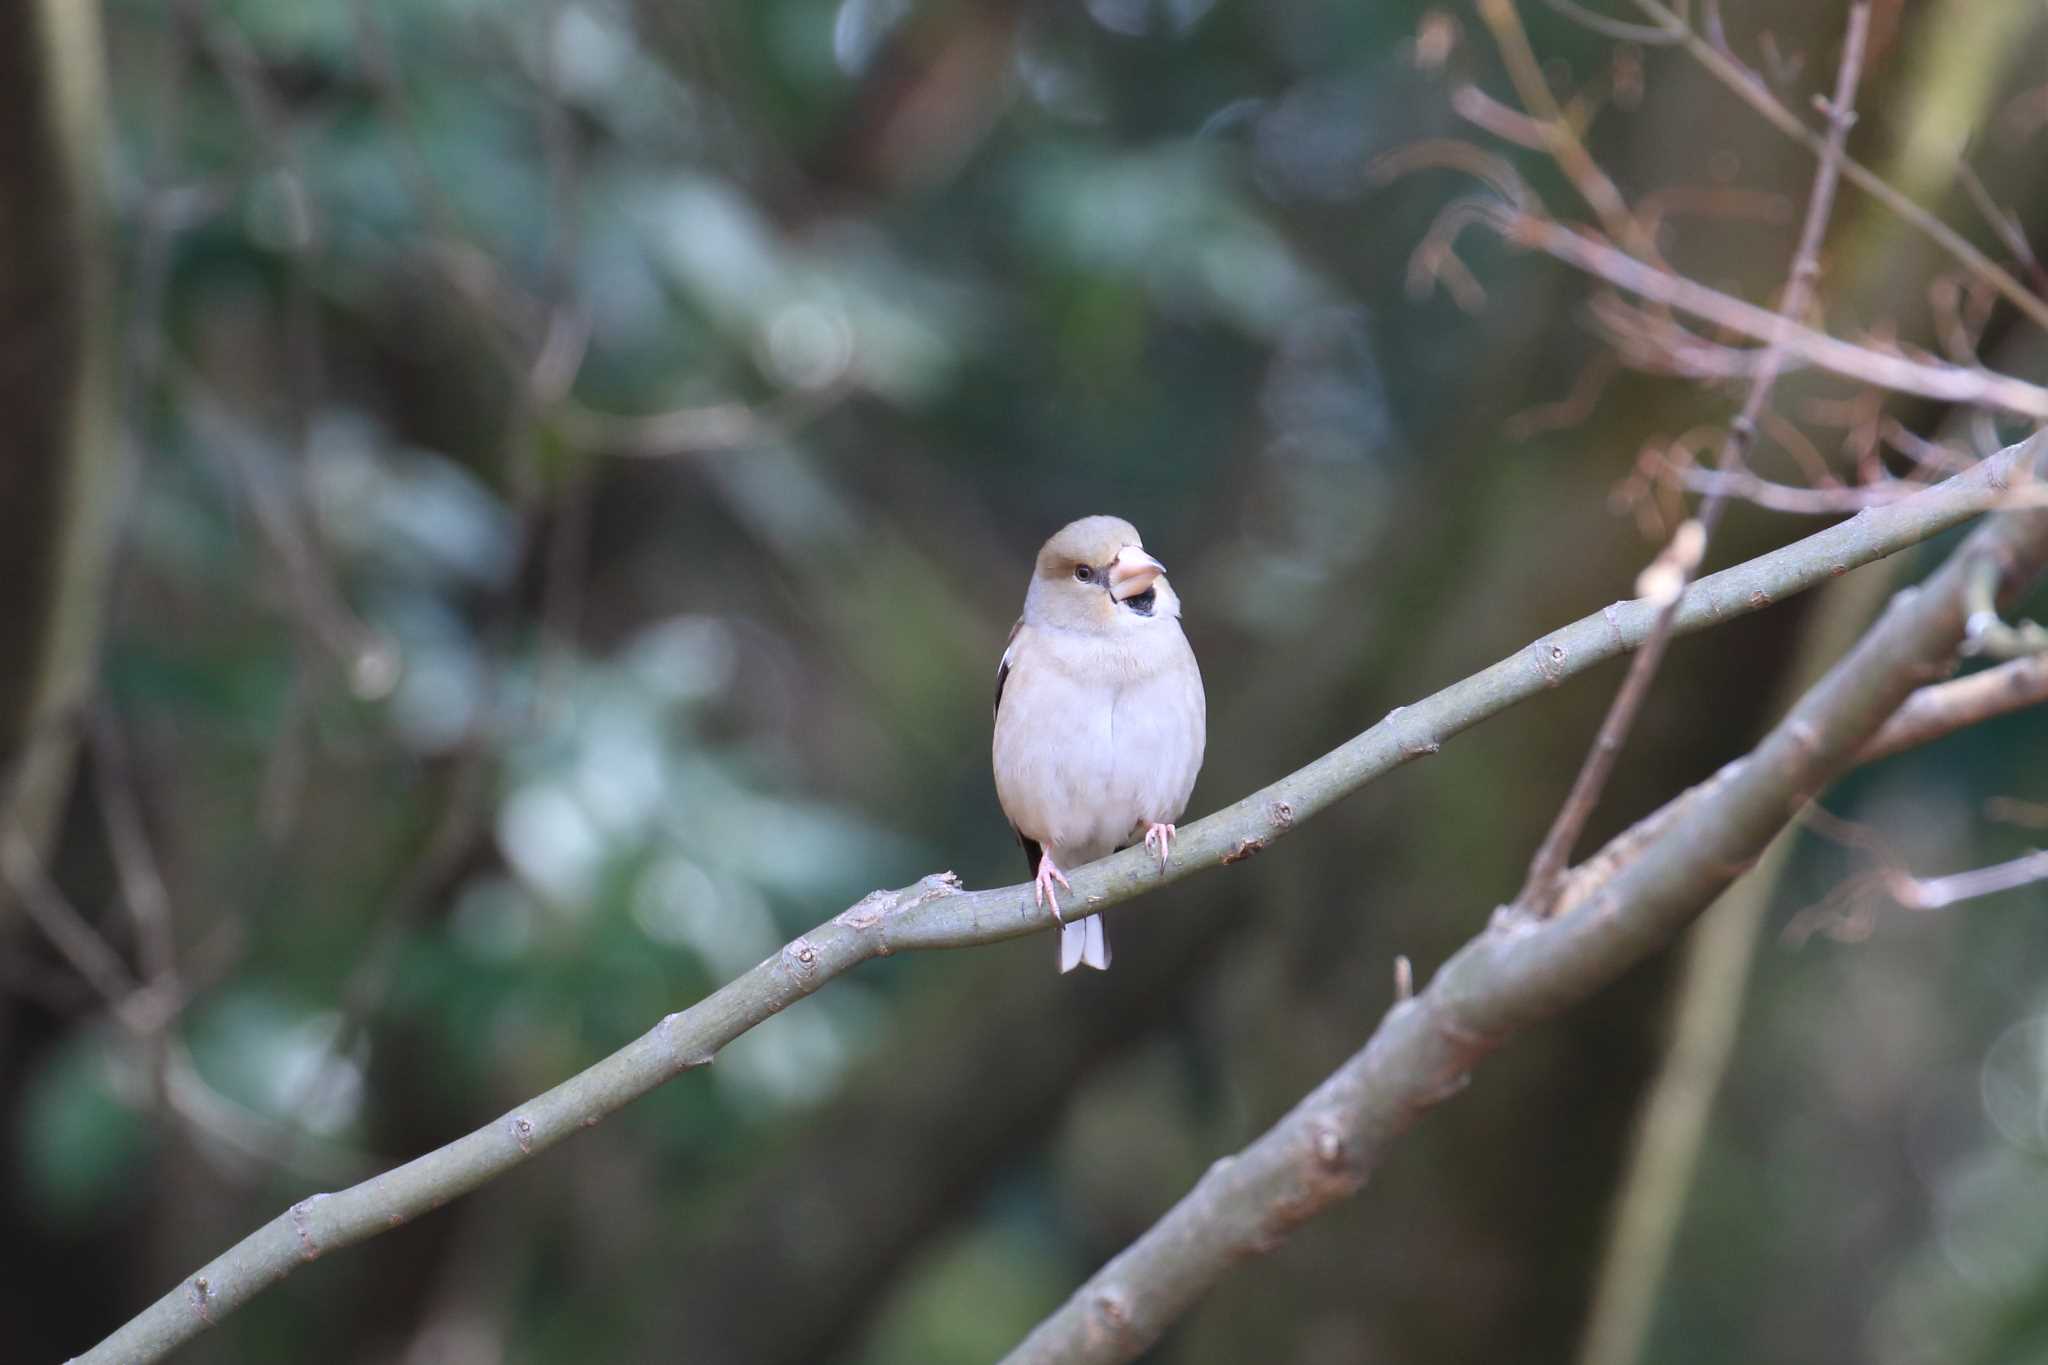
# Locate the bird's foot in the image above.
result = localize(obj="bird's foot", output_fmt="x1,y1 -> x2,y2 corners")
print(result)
1143,822 -> 1177,872
1033,854 -> 1073,923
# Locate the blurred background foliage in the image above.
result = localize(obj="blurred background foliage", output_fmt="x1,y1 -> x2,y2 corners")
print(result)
6,0 -> 2048,1361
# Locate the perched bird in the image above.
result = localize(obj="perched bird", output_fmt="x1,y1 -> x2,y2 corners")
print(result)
992,516 -> 1206,972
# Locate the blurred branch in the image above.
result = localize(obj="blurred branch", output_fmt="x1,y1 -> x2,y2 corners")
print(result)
90,706 -> 178,997
1474,0 -> 1658,260
1883,849 -> 2048,911
1955,160 -> 2048,300
170,1 -> 350,834
1787,798 -> 2048,942
0,0 -> 117,868
68,433 -> 2047,1365
1962,554 -> 2048,658
1001,434 -> 2048,1365
1673,464 -> 1933,512
1537,0 -> 1680,46
3,828 -> 359,1185
169,0 -> 317,253
1500,212 -> 2048,418
175,371 -> 401,699
87,703 -> 182,1111
1624,0 -> 2048,333
1517,0 -> 1872,914
294,0 -> 586,1062
554,385 -> 848,459
1859,654 -> 2048,763
3,829 -> 137,1012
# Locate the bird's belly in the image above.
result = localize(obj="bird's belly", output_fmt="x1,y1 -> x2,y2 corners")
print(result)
994,668 -> 1201,863
1108,671 -> 1202,835
994,676 -> 1120,861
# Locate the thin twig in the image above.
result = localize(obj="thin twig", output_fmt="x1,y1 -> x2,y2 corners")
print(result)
5,819 -> 359,1183
1475,0 -> 1659,260
554,385 -> 849,458
1501,214 -> 2048,418
1789,801 -> 2048,934
89,706 -> 177,990
1676,465 -> 1933,513
1887,850 -> 2048,910
1539,0 -> 1681,46
88,705 -> 181,1109
175,370 -> 400,697
1625,0 -> 2048,333
3,828 -> 139,1010
1519,1 -> 1873,911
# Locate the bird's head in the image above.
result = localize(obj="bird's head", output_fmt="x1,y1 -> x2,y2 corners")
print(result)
1024,515 -> 1179,632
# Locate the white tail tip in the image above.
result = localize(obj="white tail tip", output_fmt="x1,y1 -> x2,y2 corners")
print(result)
1059,916 -> 1111,973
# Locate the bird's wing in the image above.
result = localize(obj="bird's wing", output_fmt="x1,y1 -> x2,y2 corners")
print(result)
994,617 -> 1022,719
993,619 -> 1041,874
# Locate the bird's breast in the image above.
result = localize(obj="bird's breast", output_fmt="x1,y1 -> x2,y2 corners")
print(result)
993,625 -> 1205,861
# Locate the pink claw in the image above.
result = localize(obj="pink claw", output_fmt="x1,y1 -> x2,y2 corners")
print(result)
1034,852 -> 1073,923
1143,822 -> 1177,872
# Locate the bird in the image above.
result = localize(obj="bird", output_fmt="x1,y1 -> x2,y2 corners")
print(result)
992,516 -> 1206,972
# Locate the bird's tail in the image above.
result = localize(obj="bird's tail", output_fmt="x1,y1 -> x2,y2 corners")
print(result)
1059,915 -> 1111,973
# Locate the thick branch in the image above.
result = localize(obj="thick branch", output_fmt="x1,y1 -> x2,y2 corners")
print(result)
1001,444 -> 2048,1365
71,434 -> 2046,1365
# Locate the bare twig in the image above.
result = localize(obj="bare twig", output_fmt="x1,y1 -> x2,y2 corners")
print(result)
68,434 -> 2047,1365
3,828 -> 139,1011
1519,1 -> 1873,912
176,373 -> 400,698
1475,0 -> 1658,260
1506,350 -> 1620,439
1624,0 -> 2048,333
1787,797 -> 2048,940
1886,850 -> 2048,910
4,822 -> 356,1182
88,704 -> 181,1109
1539,0 -> 1680,46
1962,555 -> 2048,658
554,385 -> 845,459
1502,214 -> 2048,418
90,706 -> 177,989
1676,465 -> 1931,513
171,0 -> 317,253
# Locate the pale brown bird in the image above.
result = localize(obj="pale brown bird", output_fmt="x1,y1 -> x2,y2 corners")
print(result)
992,516 -> 1206,972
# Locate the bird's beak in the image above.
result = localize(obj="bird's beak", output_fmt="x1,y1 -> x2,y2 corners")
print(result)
1107,546 -> 1166,600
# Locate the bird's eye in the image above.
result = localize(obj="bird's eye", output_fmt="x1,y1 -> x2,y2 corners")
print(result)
1073,564 -> 1093,583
